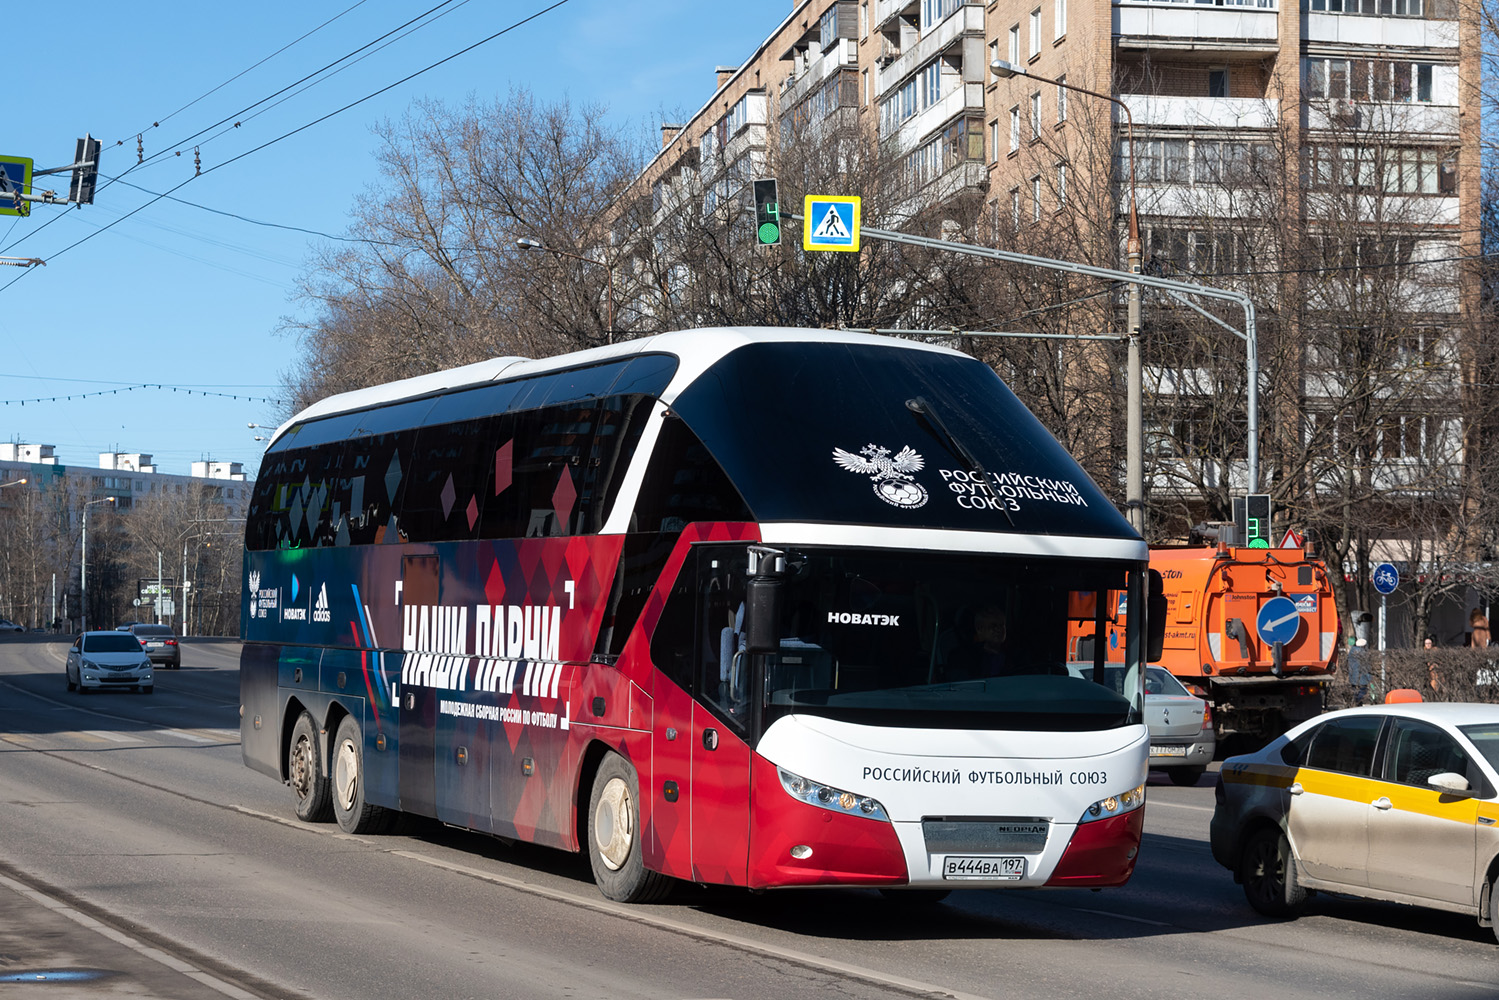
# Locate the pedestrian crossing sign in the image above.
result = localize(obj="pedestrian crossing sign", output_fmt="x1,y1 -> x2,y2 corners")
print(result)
0,156 -> 32,218
802,195 -> 860,252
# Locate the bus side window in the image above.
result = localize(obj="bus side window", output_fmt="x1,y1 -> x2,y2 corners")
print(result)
633,417 -> 751,533
648,552 -> 697,694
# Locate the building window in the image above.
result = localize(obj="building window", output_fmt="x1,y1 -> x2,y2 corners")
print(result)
1010,105 -> 1020,152
862,67 -> 870,106
1057,161 -> 1068,205
989,119 -> 1000,162
988,40 -> 999,82
860,0 -> 869,38
1208,67 -> 1229,98
1030,91 -> 1041,140
922,0 -> 963,28
1011,187 -> 1021,231
1029,9 -> 1041,58
1057,75 -> 1067,121
1009,24 -> 1020,64
1032,175 -> 1042,221
1054,0 -> 1066,38
1306,58 -> 1436,103
1309,0 -> 1422,14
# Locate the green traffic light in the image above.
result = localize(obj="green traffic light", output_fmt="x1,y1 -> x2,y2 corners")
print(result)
758,222 -> 780,244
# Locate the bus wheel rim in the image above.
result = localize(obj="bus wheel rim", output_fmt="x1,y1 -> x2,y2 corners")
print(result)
334,739 -> 359,812
291,735 -> 314,799
595,777 -> 633,871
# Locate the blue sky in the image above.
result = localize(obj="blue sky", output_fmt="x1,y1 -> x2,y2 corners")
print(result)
0,0 -> 788,474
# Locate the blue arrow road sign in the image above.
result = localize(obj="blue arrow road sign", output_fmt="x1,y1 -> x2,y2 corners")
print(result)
1256,596 -> 1303,646
1372,562 -> 1399,595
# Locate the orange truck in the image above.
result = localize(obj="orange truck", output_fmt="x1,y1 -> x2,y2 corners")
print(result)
1073,544 -> 1340,750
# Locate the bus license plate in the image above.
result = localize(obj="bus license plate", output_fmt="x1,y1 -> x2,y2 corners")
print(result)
942,856 -> 1025,880
1153,746 -> 1188,757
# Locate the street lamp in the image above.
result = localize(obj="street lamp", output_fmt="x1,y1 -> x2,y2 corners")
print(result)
0,478 -> 27,489
991,58 -> 1146,535
176,518 -> 246,637
516,238 -> 616,343
80,496 -> 117,633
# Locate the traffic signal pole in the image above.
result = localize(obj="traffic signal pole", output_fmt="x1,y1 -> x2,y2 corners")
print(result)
789,213 -> 1262,500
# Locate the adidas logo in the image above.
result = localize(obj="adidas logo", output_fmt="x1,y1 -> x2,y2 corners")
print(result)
312,583 -> 331,623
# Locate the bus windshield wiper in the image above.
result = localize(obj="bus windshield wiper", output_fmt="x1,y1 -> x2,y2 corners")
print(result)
905,395 -> 1014,527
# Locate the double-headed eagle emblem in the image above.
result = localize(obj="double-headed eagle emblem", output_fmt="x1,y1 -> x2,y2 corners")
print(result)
248,570 -> 261,594
832,443 -> 929,508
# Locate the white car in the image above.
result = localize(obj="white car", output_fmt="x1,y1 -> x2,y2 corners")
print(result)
66,631 -> 154,694
1210,703 -> 1499,942
0,618 -> 23,632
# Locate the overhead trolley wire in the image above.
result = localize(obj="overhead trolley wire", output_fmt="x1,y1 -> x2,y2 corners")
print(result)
117,0 -> 374,143
0,0 -> 573,295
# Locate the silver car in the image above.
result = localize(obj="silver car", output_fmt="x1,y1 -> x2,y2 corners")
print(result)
1144,666 -> 1216,786
66,631 -> 154,694
1210,703 -> 1499,942
1066,664 -> 1216,786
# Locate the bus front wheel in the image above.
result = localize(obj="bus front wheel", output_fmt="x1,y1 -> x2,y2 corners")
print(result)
331,715 -> 395,835
289,712 -> 332,822
587,752 -> 671,903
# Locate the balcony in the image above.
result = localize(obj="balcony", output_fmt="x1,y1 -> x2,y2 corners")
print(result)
1120,94 -> 1279,129
1304,100 -> 1458,136
781,38 -> 858,115
875,0 -> 918,31
1113,2 -> 1279,54
1303,13 -> 1457,47
877,4 -> 983,95
885,82 -> 986,153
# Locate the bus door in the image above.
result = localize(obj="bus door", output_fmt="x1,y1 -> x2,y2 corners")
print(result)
689,549 -> 752,886
398,554 -> 439,816
647,545 -> 752,885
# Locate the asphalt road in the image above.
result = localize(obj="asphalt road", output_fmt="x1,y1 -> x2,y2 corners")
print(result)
1,634 -> 1496,1000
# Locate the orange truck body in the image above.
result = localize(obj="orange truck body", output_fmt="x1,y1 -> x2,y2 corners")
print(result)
1074,545 -> 1339,747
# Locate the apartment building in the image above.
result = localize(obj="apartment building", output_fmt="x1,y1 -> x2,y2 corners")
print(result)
0,443 -> 252,512
631,0 -> 1479,528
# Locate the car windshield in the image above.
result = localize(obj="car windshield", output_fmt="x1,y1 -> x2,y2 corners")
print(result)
84,634 -> 145,653
654,545 -> 1146,735
132,625 -> 173,637
1459,723 -> 1499,773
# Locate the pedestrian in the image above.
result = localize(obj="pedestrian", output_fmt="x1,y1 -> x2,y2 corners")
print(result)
1468,610 -> 1492,649
1425,635 -> 1441,698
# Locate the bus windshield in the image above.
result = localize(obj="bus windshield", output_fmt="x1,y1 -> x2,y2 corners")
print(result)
655,545 -> 1143,736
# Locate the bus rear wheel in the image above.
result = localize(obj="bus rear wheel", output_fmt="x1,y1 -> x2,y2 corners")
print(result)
331,715 -> 395,835
587,752 -> 671,903
289,712 -> 332,822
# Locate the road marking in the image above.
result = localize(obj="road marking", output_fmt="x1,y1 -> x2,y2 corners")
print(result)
391,850 -> 997,1000
1068,906 -> 1171,927
160,730 -> 214,743
1148,799 -> 1214,813
0,872 -> 262,1000
81,730 -> 143,744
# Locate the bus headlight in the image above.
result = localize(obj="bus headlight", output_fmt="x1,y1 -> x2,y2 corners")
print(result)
777,767 -> 889,822
1079,783 -> 1146,823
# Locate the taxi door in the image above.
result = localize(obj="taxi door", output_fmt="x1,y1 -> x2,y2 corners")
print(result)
1286,714 -> 1384,886
1364,717 -> 1480,906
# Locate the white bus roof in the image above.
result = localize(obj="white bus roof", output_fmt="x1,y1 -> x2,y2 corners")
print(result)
268,328 -> 964,448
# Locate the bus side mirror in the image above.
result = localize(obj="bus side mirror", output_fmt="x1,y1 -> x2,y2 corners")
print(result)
1147,569 -> 1167,663
744,575 -> 783,653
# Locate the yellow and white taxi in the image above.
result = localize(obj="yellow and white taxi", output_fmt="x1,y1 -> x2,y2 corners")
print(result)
1210,703 -> 1499,941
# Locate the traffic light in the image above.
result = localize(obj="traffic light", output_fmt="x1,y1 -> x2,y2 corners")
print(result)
70,134 -> 100,206
1244,493 -> 1271,548
753,178 -> 780,246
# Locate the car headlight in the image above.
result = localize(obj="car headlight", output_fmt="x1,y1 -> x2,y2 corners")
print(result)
1079,783 -> 1146,824
777,766 -> 889,822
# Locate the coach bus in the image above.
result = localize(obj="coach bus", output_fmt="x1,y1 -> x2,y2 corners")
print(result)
240,329 -> 1161,902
